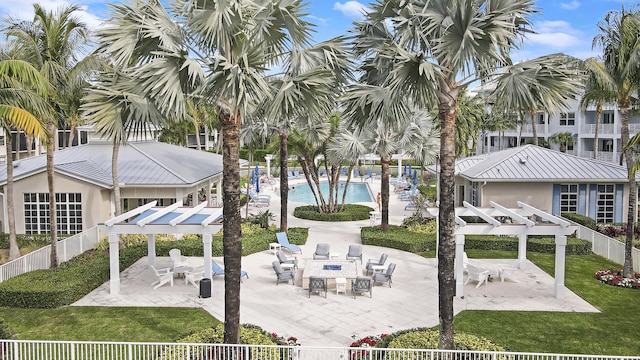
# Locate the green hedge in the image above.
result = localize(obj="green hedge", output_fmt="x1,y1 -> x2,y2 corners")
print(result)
0,318 -> 11,339
294,204 -> 372,221
0,234 -> 71,250
361,228 -> 591,255
379,328 -> 506,353
0,227 -> 308,309
561,212 -> 597,230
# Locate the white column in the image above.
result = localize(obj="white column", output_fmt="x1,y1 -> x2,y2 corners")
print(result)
108,234 -> 120,295
216,178 -> 223,205
266,155 -> 272,178
554,235 -> 567,299
203,234 -> 213,280
517,234 -> 527,269
455,234 -> 465,298
147,234 -> 156,266
208,180 -> 213,206
397,158 -> 402,178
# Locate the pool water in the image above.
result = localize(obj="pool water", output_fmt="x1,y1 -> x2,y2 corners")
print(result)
288,181 -> 374,204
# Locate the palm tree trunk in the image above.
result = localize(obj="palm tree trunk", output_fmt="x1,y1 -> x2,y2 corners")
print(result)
437,95 -> 457,350
279,132 -> 289,232
620,105 -> 635,278
195,125 -> 202,150
14,131 -> 20,161
530,109 -> 538,146
380,154 -> 390,231
47,121 -> 58,268
220,110 -> 242,344
6,134 -> 19,260
112,143 -> 121,216
68,121 -> 76,148
594,103 -> 602,159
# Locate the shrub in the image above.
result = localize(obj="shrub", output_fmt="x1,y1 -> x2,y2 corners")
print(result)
561,212 -> 596,230
361,226 -> 436,253
380,328 -> 506,352
0,233 -> 71,250
0,318 -> 12,339
294,205 -> 372,221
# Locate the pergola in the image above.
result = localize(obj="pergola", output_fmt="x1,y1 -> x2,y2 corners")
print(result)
427,201 -> 577,299
98,201 -> 223,295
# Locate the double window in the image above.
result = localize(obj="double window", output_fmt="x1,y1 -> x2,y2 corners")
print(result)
560,184 -> 578,213
560,112 -> 575,126
24,193 -> 83,234
596,185 -> 615,223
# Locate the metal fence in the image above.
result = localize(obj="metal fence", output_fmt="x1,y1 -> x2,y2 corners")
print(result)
0,340 -> 636,360
564,218 -> 640,273
0,227 -> 101,283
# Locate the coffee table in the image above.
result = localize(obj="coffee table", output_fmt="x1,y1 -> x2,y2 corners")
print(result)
302,260 -> 360,290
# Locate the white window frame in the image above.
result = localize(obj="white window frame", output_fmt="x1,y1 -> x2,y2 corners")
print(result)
560,184 -> 578,213
596,185 -> 615,223
560,112 -> 575,126
24,193 -> 83,234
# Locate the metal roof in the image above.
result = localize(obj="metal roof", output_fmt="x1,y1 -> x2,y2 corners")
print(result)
0,141 -> 228,188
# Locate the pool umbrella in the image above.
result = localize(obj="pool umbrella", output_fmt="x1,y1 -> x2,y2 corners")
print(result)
254,164 -> 260,193
413,170 -> 418,185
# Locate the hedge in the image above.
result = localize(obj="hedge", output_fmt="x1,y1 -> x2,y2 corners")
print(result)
293,204 -> 372,222
561,212 -> 596,230
0,233 -> 71,250
379,328 -> 506,353
0,227 -> 308,309
361,226 -> 437,253
0,318 -> 11,339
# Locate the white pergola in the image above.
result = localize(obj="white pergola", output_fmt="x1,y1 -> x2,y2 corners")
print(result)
428,201 -> 577,299
98,201 -> 224,295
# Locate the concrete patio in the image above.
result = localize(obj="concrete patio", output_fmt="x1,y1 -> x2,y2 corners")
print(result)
73,177 -> 598,347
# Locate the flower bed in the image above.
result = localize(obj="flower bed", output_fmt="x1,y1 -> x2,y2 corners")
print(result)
349,334 -> 387,358
595,269 -> 640,289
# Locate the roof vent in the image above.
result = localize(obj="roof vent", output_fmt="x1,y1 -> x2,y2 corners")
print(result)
519,156 -> 529,164
13,161 -> 19,168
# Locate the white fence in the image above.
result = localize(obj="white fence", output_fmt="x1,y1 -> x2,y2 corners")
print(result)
564,218 -> 640,273
0,227 -> 101,283
0,340 -> 636,360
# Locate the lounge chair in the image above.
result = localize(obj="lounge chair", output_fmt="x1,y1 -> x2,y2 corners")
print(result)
276,250 -> 298,270
184,269 -> 206,288
346,244 -> 363,264
293,170 -> 302,178
169,248 -> 188,272
499,259 -> 522,283
464,263 -> 491,288
287,170 -> 296,179
308,276 -> 327,298
318,168 -> 327,177
351,276 -> 372,298
363,169 -> 373,181
276,232 -> 302,254
272,261 -> 295,285
313,243 -> 330,260
248,191 -> 270,207
372,263 -> 396,287
211,259 -> 248,281
365,253 -> 388,275
150,265 -> 174,289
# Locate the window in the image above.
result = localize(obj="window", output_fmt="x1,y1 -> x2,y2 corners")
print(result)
603,112 -> 614,124
560,112 -> 575,126
537,113 -> 546,124
0,136 -> 4,146
560,184 -> 578,213
24,193 -> 82,234
596,185 -> 615,223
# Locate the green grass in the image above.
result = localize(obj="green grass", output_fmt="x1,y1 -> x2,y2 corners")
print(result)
455,252 -> 640,356
0,307 -> 219,342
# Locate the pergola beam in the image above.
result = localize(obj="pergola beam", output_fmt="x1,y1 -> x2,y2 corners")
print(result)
104,201 -> 157,227
517,201 -> 571,227
169,201 -> 208,226
490,201 -> 535,227
136,201 -> 183,227
463,201 -> 501,227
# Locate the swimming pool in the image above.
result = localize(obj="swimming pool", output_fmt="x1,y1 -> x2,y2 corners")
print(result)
288,181 -> 374,204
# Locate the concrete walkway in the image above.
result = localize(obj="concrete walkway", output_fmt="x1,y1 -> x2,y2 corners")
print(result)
73,177 -> 598,347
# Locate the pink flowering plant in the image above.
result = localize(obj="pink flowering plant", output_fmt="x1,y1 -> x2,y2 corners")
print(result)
270,332 -> 300,346
349,334 -> 388,358
595,268 -> 640,289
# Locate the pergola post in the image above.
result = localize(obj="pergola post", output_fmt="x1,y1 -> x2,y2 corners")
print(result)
203,234 -> 213,280
554,235 -> 567,299
517,234 -> 527,269
108,233 -> 120,295
455,234 -> 465,298
147,234 -> 156,266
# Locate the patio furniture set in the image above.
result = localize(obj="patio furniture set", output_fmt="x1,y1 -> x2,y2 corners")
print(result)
463,252 -> 521,288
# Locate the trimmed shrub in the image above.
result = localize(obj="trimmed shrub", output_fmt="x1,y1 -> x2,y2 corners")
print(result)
380,328 -> 506,352
361,226 -> 436,253
0,318 -> 12,339
293,204 -> 372,221
0,234 -> 71,250
561,212 -> 596,230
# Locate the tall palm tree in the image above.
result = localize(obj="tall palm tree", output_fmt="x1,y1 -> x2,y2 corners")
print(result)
356,0 -> 582,348
92,0 -> 314,344
3,4 -> 91,268
581,59 -> 617,160
0,58 -> 48,260
592,7 -> 640,278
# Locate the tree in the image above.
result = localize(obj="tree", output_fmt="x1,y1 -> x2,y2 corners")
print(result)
3,4 -> 91,268
581,59 -> 617,160
0,58 -> 48,260
549,132 -> 576,152
92,0 -> 314,344
356,0 -> 582,349
593,7 -> 640,278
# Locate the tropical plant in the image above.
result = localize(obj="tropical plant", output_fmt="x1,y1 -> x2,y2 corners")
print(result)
549,132 -> 576,153
2,4 -> 92,268
593,7 -> 640,278
353,0 -> 583,349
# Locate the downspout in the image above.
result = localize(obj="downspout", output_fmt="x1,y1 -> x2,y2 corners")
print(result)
0,191 -> 6,233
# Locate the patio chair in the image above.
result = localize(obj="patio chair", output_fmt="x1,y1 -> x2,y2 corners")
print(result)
169,248 -> 188,272
308,276 -> 327,298
313,243 -> 330,260
272,261 -> 295,285
345,244 -> 363,264
150,265 -> 174,289
499,259 -> 522,283
287,170 -> 296,179
464,263 -> 491,288
363,169 -> 373,181
276,232 -> 302,254
351,276 -> 372,298
248,191 -> 270,207
184,269 -> 206,289
372,263 -> 396,287
276,250 -> 298,270
365,253 -> 388,275
463,251 -> 470,274
293,170 -> 302,178
211,259 -> 249,281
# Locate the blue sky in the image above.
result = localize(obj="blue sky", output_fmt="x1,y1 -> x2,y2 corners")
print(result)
0,0 -> 638,61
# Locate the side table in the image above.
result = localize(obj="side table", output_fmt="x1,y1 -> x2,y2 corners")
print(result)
269,242 -> 281,255
335,277 -> 347,295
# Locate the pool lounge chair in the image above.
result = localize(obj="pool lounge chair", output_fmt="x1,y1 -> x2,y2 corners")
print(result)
211,259 -> 248,281
276,232 -> 302,254
362,169 -> 373,181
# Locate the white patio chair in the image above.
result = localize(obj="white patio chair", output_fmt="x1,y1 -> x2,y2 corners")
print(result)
184,269 -> 206,289
169,249 -> 188,272
499,259 -> 522,283
464,263 -> 491,288
150,265 -> 174,289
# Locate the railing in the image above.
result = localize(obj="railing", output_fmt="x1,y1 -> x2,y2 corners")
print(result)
576,151 -> 615,163
562,217 -> 640,273
581,124 -> 616,135
0,340 -> 635,360
0,227 -> 101,283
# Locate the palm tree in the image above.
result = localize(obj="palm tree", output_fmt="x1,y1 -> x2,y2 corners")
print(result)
581,59 -> 617,160
356,0 -> 583,349
0,58 -> 48,260
549,132 -> 576,153
592,7 -> 640,278
92,0 -> 314,344
3,4 -> 91,268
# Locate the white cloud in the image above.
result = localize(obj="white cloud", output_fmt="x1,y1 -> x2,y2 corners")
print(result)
560,1 -> 580,10
0,0 -> 106,31
525,20 -> 586,49
333,1 -> 369,19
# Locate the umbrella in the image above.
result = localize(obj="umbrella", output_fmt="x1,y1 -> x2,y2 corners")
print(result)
413,170 -> 418,185
254,164 -> 260,193
402,164 -> 407,177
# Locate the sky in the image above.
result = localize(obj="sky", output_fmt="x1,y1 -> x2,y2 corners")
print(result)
0,0 -> 638,62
